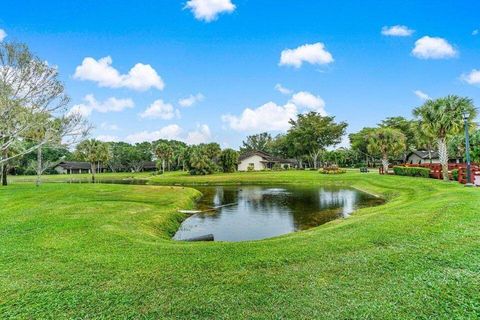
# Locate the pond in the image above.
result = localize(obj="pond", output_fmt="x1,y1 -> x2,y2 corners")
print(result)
173,185 -> 383,242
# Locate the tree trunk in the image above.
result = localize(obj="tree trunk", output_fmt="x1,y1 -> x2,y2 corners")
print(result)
437,138 -> 449,181
1,163 -> 7,186
312,154 -> 318,169
162,159 -> 165,174
381,155 -> 389,175
91,163 -> 96,183
36,146 -> 42,187
1,149 -> 7,186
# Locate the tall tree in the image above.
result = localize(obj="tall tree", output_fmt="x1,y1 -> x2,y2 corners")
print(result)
367,128 -> 406,174
0,42 -> 87,168
380,116 -> 417,161
287,112 -> 347,169
349,127 -> 376,166
240,132 -> 273,153
131,142 -> 153,172
154,142 -> 173,174
413,95 -> 477,181
75,139 -> 110,182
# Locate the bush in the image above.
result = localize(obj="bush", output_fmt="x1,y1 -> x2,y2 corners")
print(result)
219,148 -> 239,173
451,169 -> 459,181
393,166 -> 430,178
272,163 -> 283,171
319,166 -> 346,174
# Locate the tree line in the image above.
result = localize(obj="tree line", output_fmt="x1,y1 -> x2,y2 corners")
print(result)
350,96 -> 478,180
2,40 -> 478,185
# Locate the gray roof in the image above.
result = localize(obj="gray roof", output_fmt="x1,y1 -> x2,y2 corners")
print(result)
407,150 -> 439,159
55,161 -> 91,170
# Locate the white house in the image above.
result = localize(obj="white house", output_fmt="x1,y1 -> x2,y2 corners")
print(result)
238,151 -> 297,171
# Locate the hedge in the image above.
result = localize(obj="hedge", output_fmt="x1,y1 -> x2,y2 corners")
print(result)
319,167 -> 347,175
393,166 -> 430,178
451,169 -> 459,181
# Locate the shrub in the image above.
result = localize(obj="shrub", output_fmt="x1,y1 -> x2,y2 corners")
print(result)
219,148 -> 239,173
451,169 -> 459,181
272,163 -> 283,171
393,166 -> 430,178
319,166 -> 346,174
185,145 -> 217,175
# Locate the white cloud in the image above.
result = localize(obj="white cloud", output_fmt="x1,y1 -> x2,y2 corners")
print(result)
222,102 -> 298,131
461,69 -> 480,86
125,124 -> 184,143
381,25 -> 414,37
275,83 -> 292,95
412,36 -> 457,59
100,122 -> 119,131
140,99 -> 177,119
125,124 -> 211,144
178,93 -> 205,107
0,29 -> 7,42
290,91 -> 326,115
185,0 -> 236,22
473,29 -> 479,36
222,90 -> 329,132
185,124 -> 212,144
279,42 -> 334,68
73,56 -> 164,91
68,94 -> 134,117
413,90 -> 431,101
96,135 -> 120,142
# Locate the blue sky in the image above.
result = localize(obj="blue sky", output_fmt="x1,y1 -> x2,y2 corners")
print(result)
2,0 -> 480,147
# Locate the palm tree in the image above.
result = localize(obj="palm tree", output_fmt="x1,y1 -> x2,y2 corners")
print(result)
413,95 -> 477,181
367,128 -> 406,174
154,142 -> 173,174
75,139 -> 110,182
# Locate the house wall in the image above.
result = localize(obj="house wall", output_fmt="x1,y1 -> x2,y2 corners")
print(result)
406,154 -> 440,164
54,167 -> 90,174
238,155 -> 266,171
55,166 -> 68,174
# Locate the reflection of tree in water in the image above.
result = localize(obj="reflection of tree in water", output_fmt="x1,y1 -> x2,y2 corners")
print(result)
191,185 -> 383,229
196,186 -> 238,209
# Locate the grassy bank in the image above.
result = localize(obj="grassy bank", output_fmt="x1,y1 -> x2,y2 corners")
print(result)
1,172 -> 480,319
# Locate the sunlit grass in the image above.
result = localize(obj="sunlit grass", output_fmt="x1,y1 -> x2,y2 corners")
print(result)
1,171 -> 480,318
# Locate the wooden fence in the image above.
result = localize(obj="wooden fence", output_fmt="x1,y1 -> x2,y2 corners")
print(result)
391,163 -> 479,184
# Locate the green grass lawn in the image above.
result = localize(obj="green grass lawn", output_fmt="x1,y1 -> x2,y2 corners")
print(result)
2,171 -> 480,319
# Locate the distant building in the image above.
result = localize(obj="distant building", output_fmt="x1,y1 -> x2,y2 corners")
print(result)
54,161 -> 95,174
238,151 -> 297,171
53,161 -> 158,174
405,150 -> 461,165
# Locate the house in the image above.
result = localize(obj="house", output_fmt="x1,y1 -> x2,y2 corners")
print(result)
405,150 -> 461,165
54,161 -> 92,174
54,161 -> 109,174
238,151 -> 297,171
142,161 -> 158,171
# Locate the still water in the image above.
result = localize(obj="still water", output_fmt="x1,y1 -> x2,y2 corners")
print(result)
173,185 -> 383,242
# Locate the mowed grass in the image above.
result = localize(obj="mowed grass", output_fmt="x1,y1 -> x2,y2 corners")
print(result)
2,171 -> 480,319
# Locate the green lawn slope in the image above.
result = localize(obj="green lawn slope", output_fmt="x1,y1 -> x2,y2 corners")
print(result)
1,171 -> 479,319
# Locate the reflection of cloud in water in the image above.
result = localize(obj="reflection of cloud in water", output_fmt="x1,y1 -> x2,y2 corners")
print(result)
174,185 -> 382,242
318,188 -> 358,217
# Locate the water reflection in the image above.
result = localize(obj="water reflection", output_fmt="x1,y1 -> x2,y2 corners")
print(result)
174,185 -> 383,242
